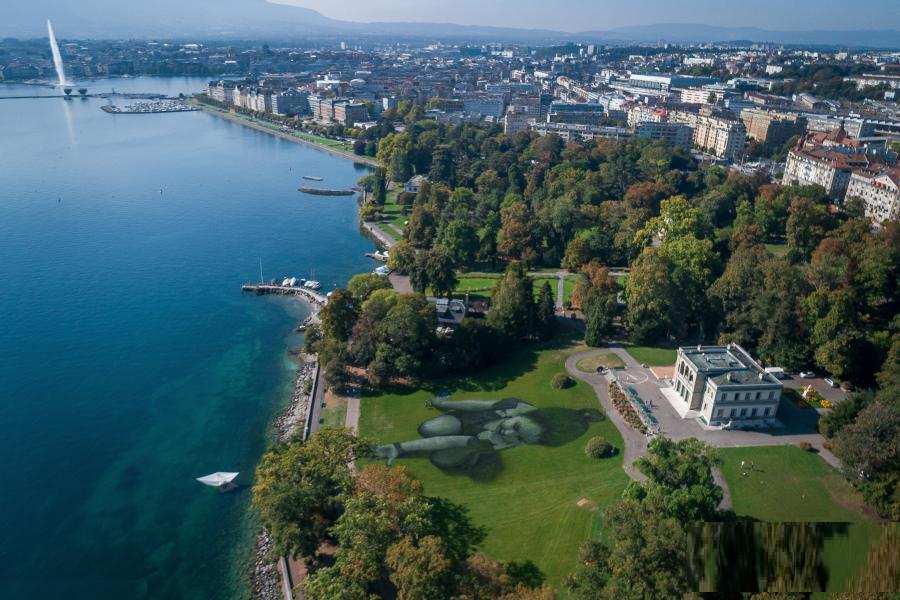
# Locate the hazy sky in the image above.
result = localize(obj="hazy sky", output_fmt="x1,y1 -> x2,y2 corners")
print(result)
273,0 -> 900,31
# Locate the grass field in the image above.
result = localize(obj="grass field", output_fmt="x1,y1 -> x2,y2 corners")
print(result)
379,189 -> 408,234
765,243 -> 790,256
624,346 -> 677,366
576,352 -> 626,373
358,334 -> 630,587
719,446 -> 872,522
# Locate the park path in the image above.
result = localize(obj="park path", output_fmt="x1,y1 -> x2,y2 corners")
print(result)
362,221 -> 397,249
711,466 -> 733,511
565,348 -> 648,482
555,270 -> 565,311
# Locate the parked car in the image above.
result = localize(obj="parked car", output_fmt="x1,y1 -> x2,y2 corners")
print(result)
799,371 -> 816,379
824,378 -> 837,388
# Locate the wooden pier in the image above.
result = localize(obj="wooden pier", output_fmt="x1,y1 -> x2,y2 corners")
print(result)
241,283 -> 328,305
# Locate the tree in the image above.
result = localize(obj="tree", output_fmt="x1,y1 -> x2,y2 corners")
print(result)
708,241 -> 770,348
347,273 -> 392,301
422,244 -> 457,299
407,204 -> 437,248
624,248 -> 679,344
372,167 -> 387,205
566,497 -> 695,600
833,400 -> 900,518
583,286 -> 617,347
387,239 -> 416,274
386,536 -> 453,600
786,195 -> 833,262
319,288 -> 359,343
635,195 -> 709,247
487,264 -> 535,340
535,281 -> 557,341
497,200 -> 537,263
440,220 -> 479,266
252,428 -> 371,560
304,464 -> 486,599
629,436 -> 723,522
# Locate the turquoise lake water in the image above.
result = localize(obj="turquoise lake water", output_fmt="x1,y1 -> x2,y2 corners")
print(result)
0,77 -> 374,599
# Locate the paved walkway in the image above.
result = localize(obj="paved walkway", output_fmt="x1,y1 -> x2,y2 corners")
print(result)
555,270 -> 565,311
711,466 -> 733,511
389,274 -> 412,294
565,349 -> 648,482
345,394 -> 360,433
362,221 -> 396,249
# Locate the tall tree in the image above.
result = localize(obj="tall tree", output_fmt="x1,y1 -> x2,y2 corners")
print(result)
535,281 -> 557,341
488,264 -> 535,340
252,428 -> 371,560
624,248 -> 679,344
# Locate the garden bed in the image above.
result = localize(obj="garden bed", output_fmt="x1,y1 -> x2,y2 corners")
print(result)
608,382 -> 648,434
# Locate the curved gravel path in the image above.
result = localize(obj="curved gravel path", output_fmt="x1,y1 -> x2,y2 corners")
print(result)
565,348 -> 648,482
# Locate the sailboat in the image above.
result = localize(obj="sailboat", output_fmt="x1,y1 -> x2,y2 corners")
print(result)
196,472 -> 239,491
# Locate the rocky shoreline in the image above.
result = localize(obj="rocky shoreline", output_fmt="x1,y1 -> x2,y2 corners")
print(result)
250,353 -> 318,600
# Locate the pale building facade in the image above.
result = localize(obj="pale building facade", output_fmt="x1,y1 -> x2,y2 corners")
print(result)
673,344 -> 783,426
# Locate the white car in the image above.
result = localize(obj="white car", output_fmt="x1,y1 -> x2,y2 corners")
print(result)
799,371 -> 816,379
824,378 -> 837,388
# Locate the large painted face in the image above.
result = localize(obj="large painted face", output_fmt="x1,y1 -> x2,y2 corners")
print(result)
498,415 -> 543,444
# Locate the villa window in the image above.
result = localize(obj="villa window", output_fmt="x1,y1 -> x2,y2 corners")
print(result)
751,408 -> 757,416
764,407 -> 770,416
731,408 -> 737,417
740,408 -> 747,417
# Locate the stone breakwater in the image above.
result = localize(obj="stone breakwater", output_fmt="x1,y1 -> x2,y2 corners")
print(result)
250,355 -> 317,600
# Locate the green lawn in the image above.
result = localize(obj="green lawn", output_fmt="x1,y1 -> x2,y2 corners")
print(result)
379,189 -> 409,233
719,446 -> 872,522
576,353 -> 626,373
624,346 -> 677,366
765,243 -> 790,256
358,336 -> 630,587
563,275 -> 578,304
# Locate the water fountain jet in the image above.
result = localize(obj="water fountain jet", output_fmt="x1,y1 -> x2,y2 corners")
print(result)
47,20 -> 68,87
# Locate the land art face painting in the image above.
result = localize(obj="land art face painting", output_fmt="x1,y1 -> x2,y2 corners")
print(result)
375,397 -> 603,469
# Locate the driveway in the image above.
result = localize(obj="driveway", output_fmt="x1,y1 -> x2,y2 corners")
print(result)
566,349 -> 648,482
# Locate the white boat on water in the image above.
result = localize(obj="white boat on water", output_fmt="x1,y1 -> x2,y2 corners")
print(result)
196,472 -> 239,491
304,280 -> 321,290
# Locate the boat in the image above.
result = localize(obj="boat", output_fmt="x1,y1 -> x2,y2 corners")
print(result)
302,175 -> 324,181
304,280 -> 322,290
196,472 -> 239,491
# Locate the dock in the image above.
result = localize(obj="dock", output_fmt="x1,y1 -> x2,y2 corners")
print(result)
241,283 -> 328,305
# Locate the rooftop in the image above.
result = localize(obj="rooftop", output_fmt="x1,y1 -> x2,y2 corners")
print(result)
679,344 -> 781,387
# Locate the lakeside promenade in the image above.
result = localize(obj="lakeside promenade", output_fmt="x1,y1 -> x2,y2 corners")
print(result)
194,103 -> 380,168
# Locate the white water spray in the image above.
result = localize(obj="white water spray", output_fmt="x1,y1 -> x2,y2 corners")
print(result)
47,20 -> 68,86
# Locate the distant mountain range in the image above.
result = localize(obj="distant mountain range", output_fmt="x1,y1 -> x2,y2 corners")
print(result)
3,0 -> 899,48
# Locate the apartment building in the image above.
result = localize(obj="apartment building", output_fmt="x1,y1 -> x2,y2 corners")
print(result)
783,147 -> 873,199
740,108 -> 807,147
635,122 -> 693,148
846,166 -> 900,226
673,111 -> 746,160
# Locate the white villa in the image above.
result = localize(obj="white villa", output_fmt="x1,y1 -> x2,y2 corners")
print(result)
671,344 -> 783,427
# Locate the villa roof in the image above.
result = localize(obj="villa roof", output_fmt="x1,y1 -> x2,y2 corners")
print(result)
679,344 -> 781,387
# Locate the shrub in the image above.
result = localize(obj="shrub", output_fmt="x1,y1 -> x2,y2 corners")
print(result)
798,441 -> 813,452
551,373 -> 575,389
585,436 -> 614,459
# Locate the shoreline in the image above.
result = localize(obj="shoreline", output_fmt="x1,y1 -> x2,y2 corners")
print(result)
194,102 -> 380,168
250,351 -> 318,600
